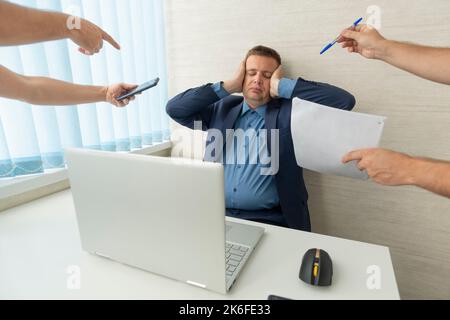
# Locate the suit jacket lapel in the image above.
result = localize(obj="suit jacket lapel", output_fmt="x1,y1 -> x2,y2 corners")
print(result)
265,99 -> 281,155
222,102 -> 244,134
205,102 -> 243,163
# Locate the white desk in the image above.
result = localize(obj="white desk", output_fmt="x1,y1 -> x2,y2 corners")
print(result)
0,190 -> 399,300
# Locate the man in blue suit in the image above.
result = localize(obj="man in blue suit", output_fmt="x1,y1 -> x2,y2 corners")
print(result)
166,46 -> 356,232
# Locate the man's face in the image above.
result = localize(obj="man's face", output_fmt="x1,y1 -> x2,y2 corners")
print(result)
243,55 -> 279,107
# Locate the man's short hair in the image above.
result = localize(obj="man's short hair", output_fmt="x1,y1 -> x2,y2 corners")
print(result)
245,45 -> 282,65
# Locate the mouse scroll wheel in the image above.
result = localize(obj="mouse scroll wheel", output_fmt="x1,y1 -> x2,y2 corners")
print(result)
313,263 -> 319,278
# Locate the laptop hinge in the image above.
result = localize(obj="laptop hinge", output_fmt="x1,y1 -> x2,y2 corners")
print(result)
186,280 -> 206,289
95,252 -> 111,259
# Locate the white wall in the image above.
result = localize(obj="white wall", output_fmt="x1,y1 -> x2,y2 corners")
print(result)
164,0 -> 450,299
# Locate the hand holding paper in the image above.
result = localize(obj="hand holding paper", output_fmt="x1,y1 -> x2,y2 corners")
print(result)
291,98 -> 386,180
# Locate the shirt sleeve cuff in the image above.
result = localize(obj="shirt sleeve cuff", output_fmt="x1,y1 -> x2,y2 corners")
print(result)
212,82 -> 230,99
278,78 -> 297,99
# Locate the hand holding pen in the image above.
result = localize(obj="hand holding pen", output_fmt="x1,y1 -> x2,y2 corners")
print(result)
337,24 -> 388,60
320,17 -> 363,55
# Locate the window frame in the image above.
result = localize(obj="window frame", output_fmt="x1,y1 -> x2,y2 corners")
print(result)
0,141 -> 172,212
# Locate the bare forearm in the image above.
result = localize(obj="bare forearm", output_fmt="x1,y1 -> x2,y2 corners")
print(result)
0,1 -> 70,46
411,158 -> 450,198
379,40 -> 450,85
24,77 -> 107,106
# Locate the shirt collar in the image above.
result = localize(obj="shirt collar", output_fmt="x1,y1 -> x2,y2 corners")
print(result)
242,101 -> 267,118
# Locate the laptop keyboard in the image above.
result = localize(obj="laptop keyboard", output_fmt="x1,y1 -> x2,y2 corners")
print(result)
225,242 -> 250,280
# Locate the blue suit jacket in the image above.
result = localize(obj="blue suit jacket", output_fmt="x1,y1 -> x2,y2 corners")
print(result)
166,78 -> 356,231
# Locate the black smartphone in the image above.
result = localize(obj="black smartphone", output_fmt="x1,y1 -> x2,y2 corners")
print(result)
117,77 -> 160,101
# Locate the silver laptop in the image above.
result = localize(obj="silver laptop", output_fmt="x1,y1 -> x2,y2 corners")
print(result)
65,148 -> 264,294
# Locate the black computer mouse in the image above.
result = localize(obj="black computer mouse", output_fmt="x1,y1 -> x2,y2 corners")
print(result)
299,249 -> 333,287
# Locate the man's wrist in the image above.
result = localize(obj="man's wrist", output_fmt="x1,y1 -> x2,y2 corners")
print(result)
278,78 -> 297,99
101,86 -> 109,102
408,157 -> 433,187
222,80 -> 240,94
271,78 -> 281,97
212,82 -> 231,99
375,39 -> 394,61
54,11 -> 72,38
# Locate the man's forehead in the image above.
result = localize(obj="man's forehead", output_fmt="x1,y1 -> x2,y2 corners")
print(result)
246,67 -> 275,73
246,56 -> 279,72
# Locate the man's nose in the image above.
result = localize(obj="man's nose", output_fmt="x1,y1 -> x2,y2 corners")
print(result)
253,73 -> 263,85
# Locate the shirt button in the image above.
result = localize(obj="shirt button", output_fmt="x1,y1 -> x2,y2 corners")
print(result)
233,188 -> 237,192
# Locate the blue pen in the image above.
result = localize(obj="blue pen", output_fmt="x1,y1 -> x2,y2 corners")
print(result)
320,17 -> 363,55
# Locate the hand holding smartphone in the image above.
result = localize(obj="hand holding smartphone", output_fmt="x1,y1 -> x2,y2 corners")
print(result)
117,77 -> 160,101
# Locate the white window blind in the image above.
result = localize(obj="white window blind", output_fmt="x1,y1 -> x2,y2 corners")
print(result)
0,0 -> 170,179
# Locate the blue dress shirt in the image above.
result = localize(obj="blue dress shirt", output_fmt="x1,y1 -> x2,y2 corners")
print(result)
212,79 -> 296,211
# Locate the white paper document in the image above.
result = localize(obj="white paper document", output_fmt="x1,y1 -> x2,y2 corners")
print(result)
291,98 -> 386,180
